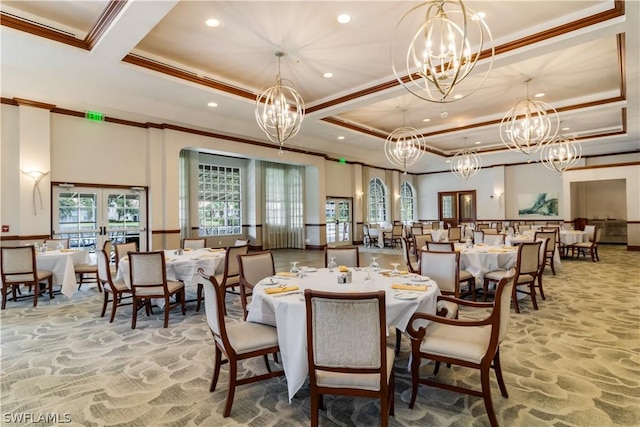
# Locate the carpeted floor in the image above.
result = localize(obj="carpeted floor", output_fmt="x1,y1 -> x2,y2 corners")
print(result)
1,245 -> 639,426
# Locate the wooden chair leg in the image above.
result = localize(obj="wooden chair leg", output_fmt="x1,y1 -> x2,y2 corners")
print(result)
100,290 -> 109,317
223,361 -> 238,417
395,328 -> 402,355
210,346 -> 223,392
109,292 -> 119,323
481,367 -> 499,427
529,283 -> 538,310
163,297 -> 171,328
493,348 -> 508,398
196,283 -> 203,312
512,285 -> 520,314
409,347 -> 421,409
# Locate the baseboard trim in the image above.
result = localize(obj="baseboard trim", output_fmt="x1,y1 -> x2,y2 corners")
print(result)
627,245 -> 640,251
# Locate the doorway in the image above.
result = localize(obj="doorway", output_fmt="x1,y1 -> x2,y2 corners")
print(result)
53,185 -> 148,251
325,198 -> 352,246
438,190 -> 476,227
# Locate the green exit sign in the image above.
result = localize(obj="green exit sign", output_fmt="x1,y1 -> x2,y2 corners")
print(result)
85,110 -> 104,122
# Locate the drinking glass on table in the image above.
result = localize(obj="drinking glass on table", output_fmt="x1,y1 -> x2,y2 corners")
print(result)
363,268 -> 374,285
290,262 -> 300,274
328,257 -> 337,272
390,263 -> 400,275
369,256 -> 379,271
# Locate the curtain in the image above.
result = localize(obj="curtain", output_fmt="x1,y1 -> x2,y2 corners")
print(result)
178,150 -> 191,240
262,162 -> 305,249
362,166 -> 371,224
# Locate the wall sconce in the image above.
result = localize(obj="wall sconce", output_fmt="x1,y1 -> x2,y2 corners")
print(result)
395,194 -> 401,200
356,191 -> 364,200
21,169 -> 49,215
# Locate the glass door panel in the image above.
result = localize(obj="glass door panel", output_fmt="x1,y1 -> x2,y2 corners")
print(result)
53,186 -> 147,252
325,198 -> 352,246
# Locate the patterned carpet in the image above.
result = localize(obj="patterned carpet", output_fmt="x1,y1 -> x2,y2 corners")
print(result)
1,245 -> 639,426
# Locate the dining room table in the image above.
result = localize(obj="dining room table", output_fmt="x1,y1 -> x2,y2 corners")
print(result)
116,248 -> 226,288
367,226 -> 391,248
35,249 -> 91,297
246,266 -> 441,401
427,228 -> 449,242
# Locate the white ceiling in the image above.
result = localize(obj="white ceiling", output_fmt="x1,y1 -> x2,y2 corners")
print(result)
1,1 -> 638,173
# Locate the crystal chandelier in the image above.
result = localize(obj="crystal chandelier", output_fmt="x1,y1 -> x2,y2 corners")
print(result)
391,0 -> 494,103
384,110 -> 426,173
450,137 -> 480,180
500,79 -> 559,155
540,133 -> 582,173
255,52 -> 305,154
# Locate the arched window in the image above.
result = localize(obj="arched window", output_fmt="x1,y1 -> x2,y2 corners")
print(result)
400,181 -> 416,223
368,178 -> 387,224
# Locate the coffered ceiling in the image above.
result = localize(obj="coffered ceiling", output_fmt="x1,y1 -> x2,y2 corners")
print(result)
1,1 -> 638,173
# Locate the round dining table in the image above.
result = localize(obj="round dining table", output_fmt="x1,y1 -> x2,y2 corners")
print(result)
246,267 -> 440,401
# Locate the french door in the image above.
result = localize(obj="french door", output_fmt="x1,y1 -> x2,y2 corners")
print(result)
325,198 -> 352,246
438,191 -> 476,227
53,185 -> 147,251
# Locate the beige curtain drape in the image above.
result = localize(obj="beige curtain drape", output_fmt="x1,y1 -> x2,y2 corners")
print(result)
179,149 -> 197,240
362,167 -> 371,224
262,162 -> 305,249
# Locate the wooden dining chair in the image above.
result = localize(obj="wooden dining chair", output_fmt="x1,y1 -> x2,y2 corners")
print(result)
233,238 -> 250,246
412,234 -> 433,260
1,246 -> 54,309
128,251 -> 185,328
448,226 -> 463,242
425,241 -> 454,252
419,250 -> 467,308
304,289 -> 394,427
473,230 -> 485,244
406,268 -> 517,427
182,238 -> 206,250
324,246 -> 359,268
483,234 -> 505,246
237,251 -> 276,320
383,224 -> 403,247
424,242 -> 476,299
96,248 -> 132,322
400,237 -> 419,273
570,226 -> 602,262
198,270 -> 284,417
196,243 -> 250,313
483,241 -> 542,313
534,231 -> 557,275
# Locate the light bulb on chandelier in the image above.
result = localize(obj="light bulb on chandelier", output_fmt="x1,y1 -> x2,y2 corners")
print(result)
255,52 -> 305,155
384,109 -> 426,174
450,137 -> 481,180
391,0 -> 494,103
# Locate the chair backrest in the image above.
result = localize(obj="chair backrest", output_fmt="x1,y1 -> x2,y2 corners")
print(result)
128,251 -> 168,292
484,234 -> 505,246
183,238 -> 206,249
1,246 -> 36,279
234,239 -> 250,246
518,241 -> 542,276
413,234 -> 433,251
535,237 -> 550,273
422,222 -> 433,230
45,238 -> 69,249
411,225 -> 423,235
477,223 -> 490,230
103,240 -> 113,262
391,224 -> 403,236
199,272 -> 226,343
593,226 -> 602,243
495,268 -> 517,344
363,224 -> 370,237
237,251 -> 275,287
534,231 -> 556,255
426,241 -> 454,252
325,246 -> 359,267
483,228 -> 498,235
114,241 -> 138,271
448,226 -> 462,241
584,225 -> 596,241
305,289 -> 388,385
96,249 -> 118,291
400,237 -> 413,267
473,230 -> 484,244
518,224 -> 531,232
221,244 -> 250,285
419,250 -> 460,295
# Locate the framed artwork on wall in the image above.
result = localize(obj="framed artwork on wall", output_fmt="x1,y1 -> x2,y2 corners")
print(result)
518,193 -> 559,216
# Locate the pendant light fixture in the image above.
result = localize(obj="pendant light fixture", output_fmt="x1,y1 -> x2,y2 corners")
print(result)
384,109 -> 426,174
450,137 -> 481,180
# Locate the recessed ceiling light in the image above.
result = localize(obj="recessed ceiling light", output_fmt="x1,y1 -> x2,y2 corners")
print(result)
337,14 -> 351,24
534,92 -> 545,98
207,102 -> 218,107
422,118 -> 431,122
453,94 -> 463,99
471,12 -> 486,21
562,127 -> 570,131
446,160 -> 451,163
337,136 -> 345,140
323,72 -> 333,78
474,141 -> 481,145
205,18 -> 220,27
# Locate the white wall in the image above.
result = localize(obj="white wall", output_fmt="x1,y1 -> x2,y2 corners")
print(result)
505,163 -> 564,220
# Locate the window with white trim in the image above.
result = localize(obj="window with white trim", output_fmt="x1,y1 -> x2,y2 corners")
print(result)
368,177 -> 387,224
198,164 -> 242,236
400,181 -> 416,223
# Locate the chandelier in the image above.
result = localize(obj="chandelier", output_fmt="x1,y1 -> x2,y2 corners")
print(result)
384,110 -> 426,173
450,137 -> 480,180
391,0 -> 494,103
500,78 -> 559,155
540,133 -> 582,173
255,52 -> 305,154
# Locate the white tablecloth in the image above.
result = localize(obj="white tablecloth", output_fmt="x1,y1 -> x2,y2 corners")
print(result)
428,229 -> 449,242
246,268 -> 440,401
36,250 -> 90,297
559,230 -> 588,245
458,246 -> 518,284
367,227 -> 390,248
506,236 -> 562,267
117,249 -> 225,288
